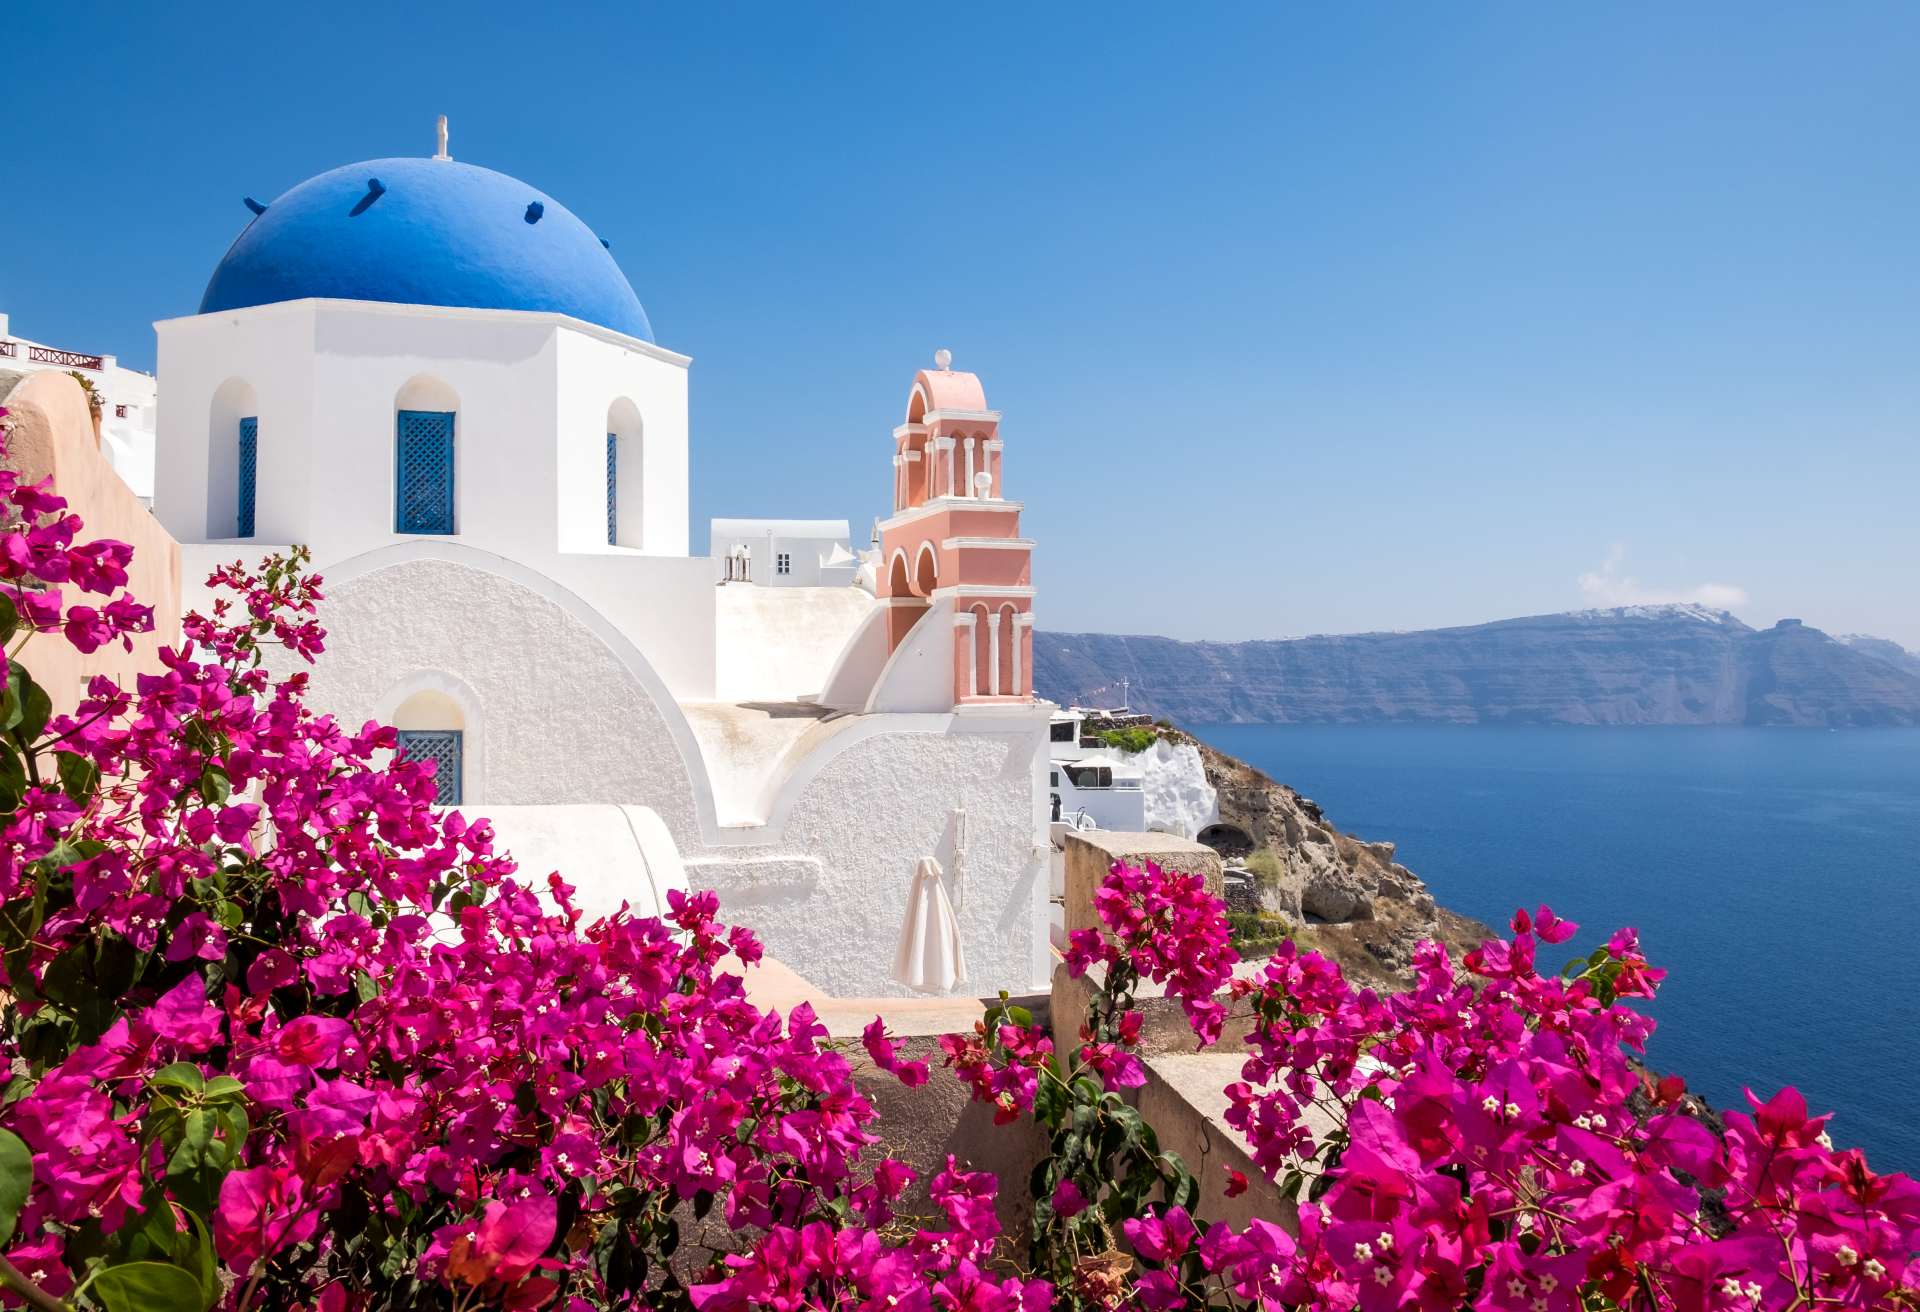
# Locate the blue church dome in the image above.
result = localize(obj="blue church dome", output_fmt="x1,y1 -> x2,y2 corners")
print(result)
200,157 -> 653,342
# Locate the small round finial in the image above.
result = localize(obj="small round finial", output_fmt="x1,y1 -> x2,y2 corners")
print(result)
934,348 -> 952,371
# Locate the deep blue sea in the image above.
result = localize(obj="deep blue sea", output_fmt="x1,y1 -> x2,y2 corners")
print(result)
1190,724 -> 1920,1175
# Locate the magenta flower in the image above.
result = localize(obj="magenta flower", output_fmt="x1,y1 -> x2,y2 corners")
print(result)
862,1016 -> 931,1087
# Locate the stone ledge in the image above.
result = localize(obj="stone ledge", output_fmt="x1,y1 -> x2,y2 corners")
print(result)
1063,829 -> 1221,940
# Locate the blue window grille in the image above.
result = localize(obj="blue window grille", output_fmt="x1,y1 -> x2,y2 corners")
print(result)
395,729 -> 462,805
236,417 -> 258,538
606,433 -> 618,545
395,410 -> 456,534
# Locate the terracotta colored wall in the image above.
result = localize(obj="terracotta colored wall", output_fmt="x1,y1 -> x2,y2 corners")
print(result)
1,371 -> 182,712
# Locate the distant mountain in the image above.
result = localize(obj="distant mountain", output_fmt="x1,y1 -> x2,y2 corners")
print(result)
1837,634 -> 1920,680
1033,606 -> 1920,727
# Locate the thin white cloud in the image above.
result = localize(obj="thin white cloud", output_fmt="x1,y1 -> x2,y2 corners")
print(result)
1578,545 -> 1748,610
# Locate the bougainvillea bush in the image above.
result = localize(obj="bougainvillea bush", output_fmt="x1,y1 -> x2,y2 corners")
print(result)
0,400 -> 1915,1310
0,413 -> 1030,1311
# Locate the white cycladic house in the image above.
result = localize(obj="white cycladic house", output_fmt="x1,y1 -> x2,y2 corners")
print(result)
710,518 -> 858,587
148,141 -> 1053,998
0,310 -> 158,503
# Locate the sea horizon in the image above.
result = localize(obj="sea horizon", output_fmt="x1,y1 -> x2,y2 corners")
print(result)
1187,721 -> 1920,1174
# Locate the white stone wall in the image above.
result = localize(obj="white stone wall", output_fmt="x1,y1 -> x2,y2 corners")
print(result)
1137,740 -> 1220,840
695,716 -> 1051,998
286,553 -> 706,842
713,585 -> 875,702
155,299 -> 689,560
160,299 -> 719,701
273,549 -> 1052,997
709,522 -> 851,588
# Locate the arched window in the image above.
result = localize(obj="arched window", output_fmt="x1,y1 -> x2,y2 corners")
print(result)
395,376 -> 459,535
236,417 -> 258,539
207,378 -> 258,538
605,432 -> 618,545
972,604 -> 992,696
393,688 -> 467,805
914,543 -> 938,597
997,604 -> 1018,695
608,398 -> 643,547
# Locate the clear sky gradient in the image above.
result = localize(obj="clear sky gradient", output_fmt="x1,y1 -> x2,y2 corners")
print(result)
7,4 -> 1917,644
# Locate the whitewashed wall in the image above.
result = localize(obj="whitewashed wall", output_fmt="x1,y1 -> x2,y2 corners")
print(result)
158,300 -> 717,699
693,715 -> 1052,997
157,299 -> 688,559
267,550 -> 1053,997
287,553 -> 708,839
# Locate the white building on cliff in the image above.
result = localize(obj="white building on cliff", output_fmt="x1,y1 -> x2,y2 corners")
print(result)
149,136 -> 1051,997
0,310 -> 156,502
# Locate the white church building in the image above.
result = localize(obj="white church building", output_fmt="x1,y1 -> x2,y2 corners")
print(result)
149,133 -> 1050,997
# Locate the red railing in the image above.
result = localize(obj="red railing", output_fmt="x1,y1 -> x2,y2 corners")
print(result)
0,342 -> 16,359
26,345 -> 104,370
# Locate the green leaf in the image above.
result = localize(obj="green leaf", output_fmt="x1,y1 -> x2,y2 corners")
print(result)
182,1211 -> 218,1306
201,1076 -> 245,1102
1005,1004 -> 1035,1029
0,740 -> 26,813
150,1062 -> 207,1096
0,1128 -> 31,1246
18,675 -> 51,742
89,1260 -> 209,1312
166,1110 -> 215,1174
197,766 -> 231,805
115,1193 -> 185,1264
164,1108 -> 228,1216
39,944 -> 91,1008
0,594 -> 17,645
56,749 -> 100,801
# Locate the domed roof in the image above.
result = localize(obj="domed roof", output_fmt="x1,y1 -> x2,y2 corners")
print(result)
200,157 -> 653,342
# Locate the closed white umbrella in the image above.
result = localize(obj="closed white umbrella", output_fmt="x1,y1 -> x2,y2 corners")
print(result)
891,856 -> 967,993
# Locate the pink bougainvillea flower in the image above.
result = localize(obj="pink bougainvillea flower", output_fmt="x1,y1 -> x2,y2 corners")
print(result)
216,1166 -> 319,1271
862,1017 -> 931,1088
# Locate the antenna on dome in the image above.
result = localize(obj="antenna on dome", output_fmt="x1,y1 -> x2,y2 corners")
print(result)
434,115 -> 451,161
934,348 -> 952,371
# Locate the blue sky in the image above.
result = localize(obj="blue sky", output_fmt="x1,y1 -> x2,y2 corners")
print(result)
7,3 -> 1918,644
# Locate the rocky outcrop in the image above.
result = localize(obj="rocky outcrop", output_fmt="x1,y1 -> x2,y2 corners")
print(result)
1176,728 -> 1490,988
1034,606 -> 1920,727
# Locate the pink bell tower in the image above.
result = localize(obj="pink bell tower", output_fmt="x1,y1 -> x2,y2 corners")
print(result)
877,351 -> 1034,705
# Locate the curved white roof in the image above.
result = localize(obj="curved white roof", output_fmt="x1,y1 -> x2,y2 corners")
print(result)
472,804 -> 688,920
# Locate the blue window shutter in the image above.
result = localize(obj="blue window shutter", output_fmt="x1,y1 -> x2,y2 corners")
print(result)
237,417 -> 258,538
395,729 -> 463,805
396,410 -> 456,534
606,433 -> 618,545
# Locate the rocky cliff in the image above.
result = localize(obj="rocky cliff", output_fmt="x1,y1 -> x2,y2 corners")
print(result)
1169,726 -> 1492,988
1036,606 -> 1920,727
